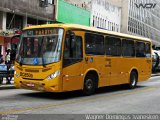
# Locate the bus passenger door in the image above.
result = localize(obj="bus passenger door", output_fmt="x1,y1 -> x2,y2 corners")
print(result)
62,31 -> 84,91
105,36 -> 123,85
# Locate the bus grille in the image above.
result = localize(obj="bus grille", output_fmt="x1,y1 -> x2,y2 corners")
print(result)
42,68 -> 51,72
23,78 -> 44,81
25,69 -> 39,73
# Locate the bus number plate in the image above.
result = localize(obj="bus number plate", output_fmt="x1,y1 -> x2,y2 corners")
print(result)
20,72 -> 33,78
26,83 -> 35,87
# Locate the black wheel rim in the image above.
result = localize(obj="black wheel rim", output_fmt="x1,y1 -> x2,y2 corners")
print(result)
85,79 -> 93,90
131,74 -> 136,87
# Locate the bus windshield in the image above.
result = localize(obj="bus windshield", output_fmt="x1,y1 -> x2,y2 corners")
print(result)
16,28 -> 64,65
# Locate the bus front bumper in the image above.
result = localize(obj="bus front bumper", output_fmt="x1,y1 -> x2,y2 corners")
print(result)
14,77 -> 62,92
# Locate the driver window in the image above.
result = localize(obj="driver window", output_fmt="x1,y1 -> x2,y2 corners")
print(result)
63,36 -> 83,67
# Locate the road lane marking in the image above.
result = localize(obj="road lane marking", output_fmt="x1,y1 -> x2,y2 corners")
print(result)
0,87 -> 158,115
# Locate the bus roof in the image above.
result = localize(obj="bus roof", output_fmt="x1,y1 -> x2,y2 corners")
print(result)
24,24 -> 151,42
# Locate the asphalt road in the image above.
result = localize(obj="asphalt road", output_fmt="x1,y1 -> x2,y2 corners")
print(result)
0,76 -> 160,115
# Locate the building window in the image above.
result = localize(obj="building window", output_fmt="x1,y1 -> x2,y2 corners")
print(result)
27,17 -> 46,26
105,20 -> 107,29
96,17 -> 98,27
116,24 -> 119,32
112,23 -> 114,31
48,0 -> 53,4
93,16 -> 95,27
100,18 -> 101,28
6,13 -> 23,30
98,17 -> 100,27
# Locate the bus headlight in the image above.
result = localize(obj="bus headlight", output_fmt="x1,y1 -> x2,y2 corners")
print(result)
46,70 -> 61,80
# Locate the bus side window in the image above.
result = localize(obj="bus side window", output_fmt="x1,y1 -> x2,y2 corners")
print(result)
122,39 -> 135,57
136,42 -> 145,57
106,36 -> 121,56
63,36 -> 83,67
85,33 -> 104,55
145,43 -> 151,58
72,37 -> 83,59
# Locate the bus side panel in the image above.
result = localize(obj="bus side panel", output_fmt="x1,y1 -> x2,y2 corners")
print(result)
138,58 -> 152,82
109,57 -> 127,85
83,56 -> 110,87
109,57 -> 151,86
62,62 -> 84,91
120,58 -> 138,84
120,58 -> 151,84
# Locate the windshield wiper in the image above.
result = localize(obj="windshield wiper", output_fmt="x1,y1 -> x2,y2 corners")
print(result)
20,56 -> 24,66
41,37 -> 46,67
20,42 -> 24,66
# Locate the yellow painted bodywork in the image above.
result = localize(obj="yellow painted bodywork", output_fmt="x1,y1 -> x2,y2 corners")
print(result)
14,62 -> 63,92
14,24 -> 152,92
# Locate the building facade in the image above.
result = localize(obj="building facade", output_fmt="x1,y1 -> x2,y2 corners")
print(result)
129,0 -> 160,45
0,0 -> 55,57
0,0 -> 54,31
120,0 -> 160,45
90,0 -> 121,32
64,0 -> 91,10
57,0 -> 90,26
64,0 -> 122,32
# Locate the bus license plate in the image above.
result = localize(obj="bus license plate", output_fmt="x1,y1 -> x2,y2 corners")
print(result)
26,83 -> 35,87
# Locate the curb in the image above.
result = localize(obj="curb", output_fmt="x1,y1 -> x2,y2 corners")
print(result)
151,74 -> 160,77
0,84 -> 15,90
0,80 -> 15,89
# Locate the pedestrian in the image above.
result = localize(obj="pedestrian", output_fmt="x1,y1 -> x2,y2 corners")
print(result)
0,54 -> 4,64
5,49 -> 11,84
0,54 -> 4,85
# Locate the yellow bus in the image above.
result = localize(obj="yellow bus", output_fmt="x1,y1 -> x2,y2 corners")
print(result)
14,24 -> 152,95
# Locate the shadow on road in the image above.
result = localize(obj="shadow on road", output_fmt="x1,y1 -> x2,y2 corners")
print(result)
19,85 -> 147,100
96,85 -> 145,94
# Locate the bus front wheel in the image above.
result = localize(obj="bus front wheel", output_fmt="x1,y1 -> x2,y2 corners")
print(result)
83,74 -> 97,95
128,71 -> 138,89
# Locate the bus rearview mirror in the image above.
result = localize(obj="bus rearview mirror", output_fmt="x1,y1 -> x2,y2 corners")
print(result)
66,30 -> 76,49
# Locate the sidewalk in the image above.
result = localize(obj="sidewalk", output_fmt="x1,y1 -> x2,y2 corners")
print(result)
0,78 -> 14,89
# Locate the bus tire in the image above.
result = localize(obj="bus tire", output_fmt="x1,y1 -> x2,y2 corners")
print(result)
83,74 -> 97,95
128,71 -> 138,89
0,77 -> 3,84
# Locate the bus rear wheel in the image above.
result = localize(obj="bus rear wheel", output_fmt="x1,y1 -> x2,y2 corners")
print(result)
128,71 -> 138,89
83,74 -> 97,95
